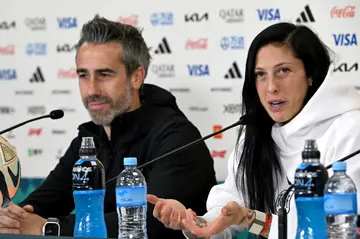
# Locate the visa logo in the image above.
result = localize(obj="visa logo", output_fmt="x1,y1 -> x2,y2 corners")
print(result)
57,17 -> 77,28
0,69 -> 16,80
333,33 -> 357,46
26,43 -> 47,55
187,64 -> 210,76
257,9 -> 280,21
150,12 -> 173,26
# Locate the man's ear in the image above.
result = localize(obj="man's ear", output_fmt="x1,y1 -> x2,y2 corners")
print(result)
308,77 -> 313,86
131,66 -> 145,90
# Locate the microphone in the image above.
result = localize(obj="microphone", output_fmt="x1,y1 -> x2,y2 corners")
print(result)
278,148 -> 360,239
0,109 -> 64,135
105,114 -> 254,185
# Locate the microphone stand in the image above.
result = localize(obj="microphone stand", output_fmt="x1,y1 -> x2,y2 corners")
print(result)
137,120 -> 242,170
278,185 -> 294,239
0,115 -> 50,135
0,110 -> 64,135
105,116 -> 250,185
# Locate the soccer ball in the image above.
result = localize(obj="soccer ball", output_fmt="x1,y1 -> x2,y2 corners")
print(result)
0,136 -> 21,208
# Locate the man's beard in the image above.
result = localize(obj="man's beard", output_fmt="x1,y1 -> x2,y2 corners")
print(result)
83,82 -> 134,126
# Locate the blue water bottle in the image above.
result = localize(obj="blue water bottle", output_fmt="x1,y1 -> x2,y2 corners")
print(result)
72,137 -> 107,238
294,139 -> 329,239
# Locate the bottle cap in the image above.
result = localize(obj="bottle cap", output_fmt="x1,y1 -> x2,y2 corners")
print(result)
302,139 -> 320,159
124,157 -> 137,166
79,137 -> 97,156
333,161 -> 346,171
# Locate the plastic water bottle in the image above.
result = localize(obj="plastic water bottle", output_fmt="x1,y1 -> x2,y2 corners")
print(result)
324,161 -> 358,238
294,139 -> 329,239
72,137 -> 107,238
116,157 -> 147,239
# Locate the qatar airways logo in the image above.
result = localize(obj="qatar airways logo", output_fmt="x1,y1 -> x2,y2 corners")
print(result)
118,15 -> 138,26
185,38 -> 208,50
331,6 -> 356,18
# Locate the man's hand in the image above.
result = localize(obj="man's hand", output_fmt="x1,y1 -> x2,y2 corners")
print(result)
20,205 -> 47,235
0,202 -> 26,234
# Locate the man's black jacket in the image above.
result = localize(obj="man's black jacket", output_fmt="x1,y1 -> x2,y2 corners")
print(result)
20,84 -> 217,239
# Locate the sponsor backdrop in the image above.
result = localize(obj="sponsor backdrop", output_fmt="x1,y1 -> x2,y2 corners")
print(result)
0,0 -> 359,208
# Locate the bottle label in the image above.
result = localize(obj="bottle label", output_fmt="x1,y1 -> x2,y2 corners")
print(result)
324,193 -> 357,215
72,158 -> 106,190
116,186 -> 147,207
294,164 -> 329,197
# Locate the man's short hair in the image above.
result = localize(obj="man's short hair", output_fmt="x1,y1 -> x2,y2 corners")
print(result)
76,16 -> 152,78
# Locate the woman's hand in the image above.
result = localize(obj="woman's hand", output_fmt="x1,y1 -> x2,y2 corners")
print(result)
147,194 -> 196,230
181,201 -> 255,239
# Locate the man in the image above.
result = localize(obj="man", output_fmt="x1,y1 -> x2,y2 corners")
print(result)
0,16 -> 217,239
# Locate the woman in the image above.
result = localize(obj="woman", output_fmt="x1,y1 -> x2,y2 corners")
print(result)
147,22 -> 360,238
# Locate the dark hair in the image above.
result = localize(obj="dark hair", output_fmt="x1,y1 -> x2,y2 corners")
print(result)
237,22 -> 332,213
76,16 -> 151,78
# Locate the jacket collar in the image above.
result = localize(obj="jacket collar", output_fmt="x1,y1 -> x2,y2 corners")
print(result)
78,104 -> 150,146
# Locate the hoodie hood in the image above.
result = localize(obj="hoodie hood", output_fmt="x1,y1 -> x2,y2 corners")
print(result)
272,79 -> 360,152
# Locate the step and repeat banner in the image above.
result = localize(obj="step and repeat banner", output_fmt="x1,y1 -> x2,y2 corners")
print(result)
0,0 -> 359,187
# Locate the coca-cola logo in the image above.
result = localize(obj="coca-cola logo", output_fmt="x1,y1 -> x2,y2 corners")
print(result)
185,38 -> 208,50
118,15 -> 138,26
0,45 -> 15,55
331,6 -> 356,18
58,68 -> 77,78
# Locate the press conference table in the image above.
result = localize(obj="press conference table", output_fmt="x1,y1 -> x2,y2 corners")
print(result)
0,235 -> 116,239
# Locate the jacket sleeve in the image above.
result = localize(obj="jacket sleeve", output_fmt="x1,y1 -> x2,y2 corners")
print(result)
18,137 -> 80,235
146,117 -> 217,239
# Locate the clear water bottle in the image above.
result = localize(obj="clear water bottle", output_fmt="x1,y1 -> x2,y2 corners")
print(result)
116,157 -> 147,239
72,137 -> 107,238
294,139 -> 329,239
324,161 -> 358,238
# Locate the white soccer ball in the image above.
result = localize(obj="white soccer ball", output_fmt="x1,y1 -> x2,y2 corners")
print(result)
0,136 -> 21,208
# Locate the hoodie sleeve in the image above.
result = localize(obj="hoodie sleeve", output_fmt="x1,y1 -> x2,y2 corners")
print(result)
145,117 -> 217,239
182,149 -> 248,239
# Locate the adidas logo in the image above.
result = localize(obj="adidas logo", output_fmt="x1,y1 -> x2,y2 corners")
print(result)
154,37 -> 171,54
224,62 -> 242,79
296,5 -> 315,23
29,67 -> 45,83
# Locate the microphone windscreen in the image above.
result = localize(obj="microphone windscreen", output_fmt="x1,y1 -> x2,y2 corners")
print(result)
239,113 -> 257,125
49,110 -> 64,119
